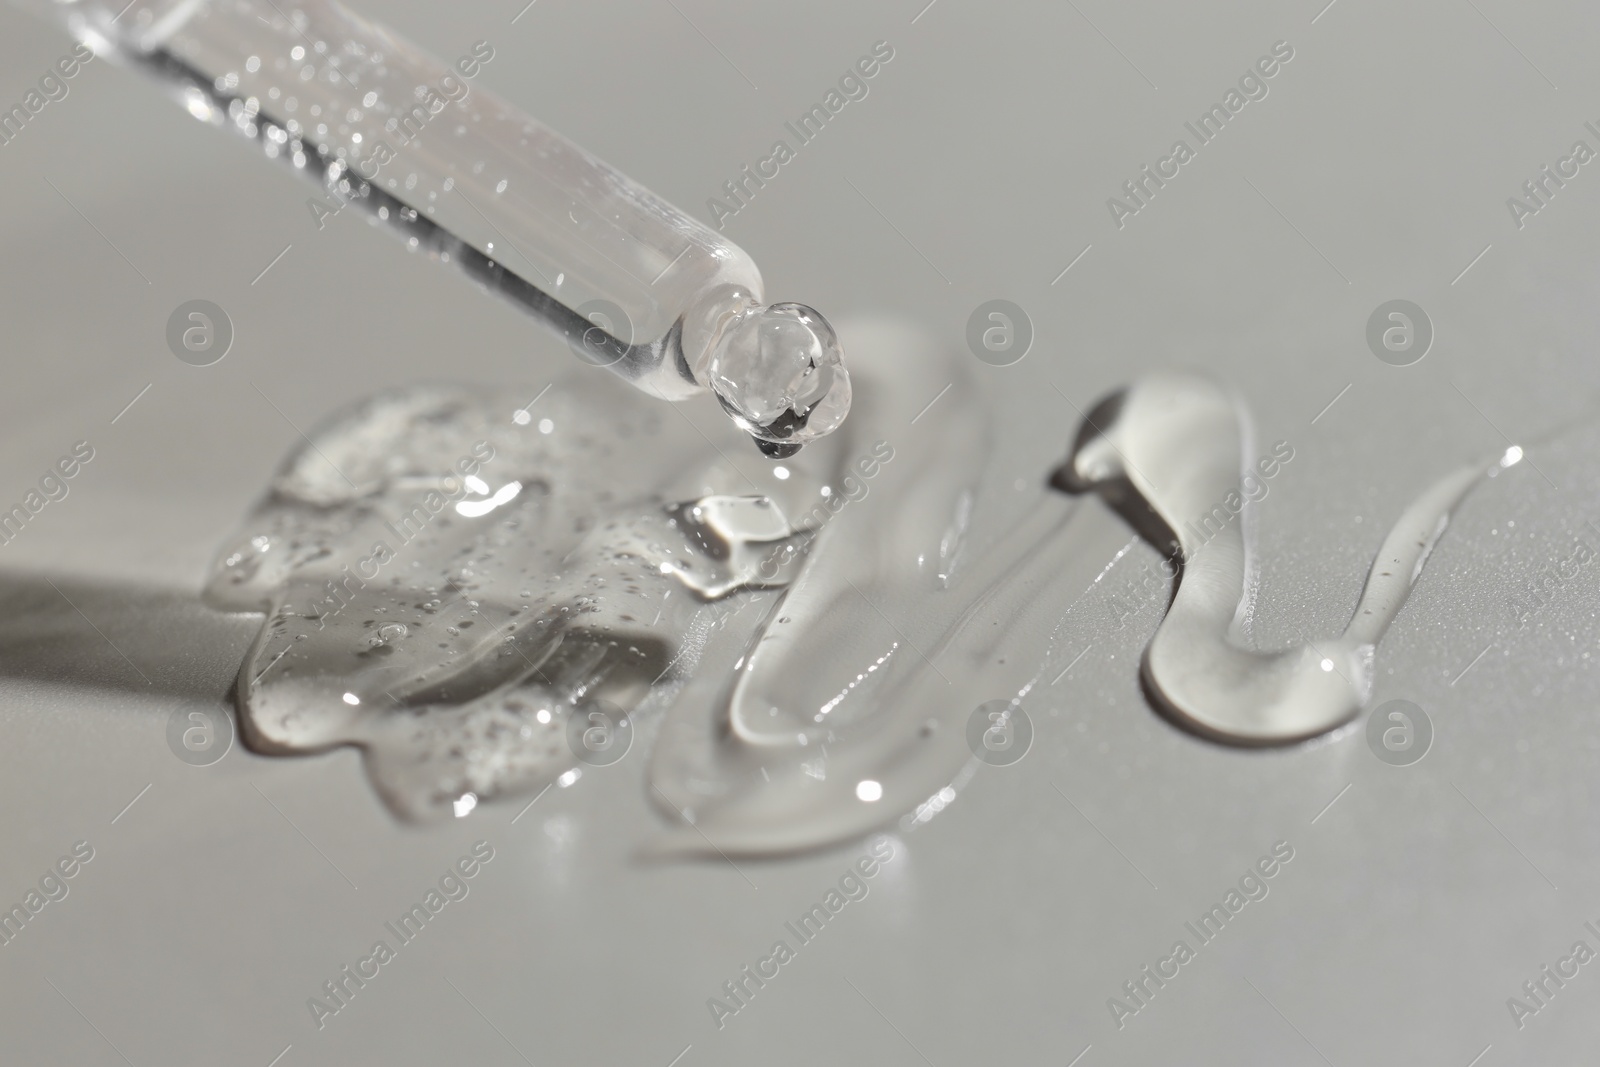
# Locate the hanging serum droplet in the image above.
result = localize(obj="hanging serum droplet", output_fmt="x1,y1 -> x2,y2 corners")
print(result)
705,303 -> 850,459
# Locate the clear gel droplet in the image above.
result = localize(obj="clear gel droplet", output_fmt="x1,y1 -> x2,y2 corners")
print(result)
708,303 -> 850,458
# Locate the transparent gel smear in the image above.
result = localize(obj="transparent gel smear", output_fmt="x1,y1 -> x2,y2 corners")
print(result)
200,332 -> 1543,843
203,377 -> 830,819
646,320 -> 1008,852
644,370 -> 1527,856
1056,372 -> 1519,744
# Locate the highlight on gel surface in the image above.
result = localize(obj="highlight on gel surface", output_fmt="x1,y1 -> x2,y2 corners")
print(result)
202,377 -> 816,819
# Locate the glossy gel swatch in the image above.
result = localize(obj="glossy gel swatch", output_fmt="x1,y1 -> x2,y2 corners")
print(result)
644,370 -> 1522,855
203,378 -> 816,818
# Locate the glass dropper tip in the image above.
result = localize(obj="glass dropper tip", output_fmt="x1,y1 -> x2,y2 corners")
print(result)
706,302 -> 852,457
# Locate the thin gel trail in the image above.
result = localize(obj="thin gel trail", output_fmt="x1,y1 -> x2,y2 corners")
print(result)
1055,371 -> 1519,744
646,320 -> 994,851
646,371 -> 1523,855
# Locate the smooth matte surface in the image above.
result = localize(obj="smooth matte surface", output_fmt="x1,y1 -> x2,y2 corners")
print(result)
2,1 -> 1598,1064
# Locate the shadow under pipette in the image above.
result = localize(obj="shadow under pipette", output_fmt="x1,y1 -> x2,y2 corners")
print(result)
0,571 -> 255,705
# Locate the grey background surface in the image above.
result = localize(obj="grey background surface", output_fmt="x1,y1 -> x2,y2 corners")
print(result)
2,0 -> 1599,1064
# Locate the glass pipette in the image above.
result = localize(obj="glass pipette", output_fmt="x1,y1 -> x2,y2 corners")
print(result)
22,0 -> 852,457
